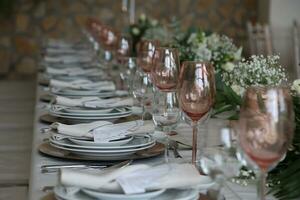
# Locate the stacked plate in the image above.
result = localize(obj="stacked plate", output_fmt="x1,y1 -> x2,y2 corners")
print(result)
50,87 -> 128,98
49,105 -> 132,120
49,134 -> 156,159
54,186 -> 202,200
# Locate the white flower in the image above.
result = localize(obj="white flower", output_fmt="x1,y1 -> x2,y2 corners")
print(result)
222,62 -> 235,72
292,79 -> 300,94
234,47 -> 243,60
150,19 -> 158,26
195,47 -> 212,61
139,13 -> 146,22
222,55 -> 287,89
206,33 -> 219,47
132,27 -> 140,35
231,84 -> 245,96
187,33 -> 197,44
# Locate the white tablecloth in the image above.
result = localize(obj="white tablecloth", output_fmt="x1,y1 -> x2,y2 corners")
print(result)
28,83 -> 275,200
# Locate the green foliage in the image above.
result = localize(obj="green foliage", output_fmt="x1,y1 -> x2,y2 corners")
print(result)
212,72 -> 241,119
268,95 -> 300,200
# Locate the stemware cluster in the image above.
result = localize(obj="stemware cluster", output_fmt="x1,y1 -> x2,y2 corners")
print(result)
83,17 -> 296,200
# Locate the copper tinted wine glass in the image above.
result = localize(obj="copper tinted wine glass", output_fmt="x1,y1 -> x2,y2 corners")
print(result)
116,35 -> 132,63
151,47 -> 180,91
137,40 -> 160,73
178,61 -> 216,164
237,86 -> 294,200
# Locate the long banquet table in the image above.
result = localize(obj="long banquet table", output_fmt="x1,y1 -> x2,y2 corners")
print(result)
28,78 -> 273,200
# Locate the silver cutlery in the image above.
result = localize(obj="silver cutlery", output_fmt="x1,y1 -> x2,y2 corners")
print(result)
41,159 -> 132,173
41,164 -> 108,173
169,140 -> 182,158
41,160 -> 133,192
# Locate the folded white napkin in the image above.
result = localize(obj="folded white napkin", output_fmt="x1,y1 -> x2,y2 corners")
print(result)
51,121 -> 113,138
55,96 -> 133,108
60,163 -> 209,194
44,55 -> 93,64
51,120 -> 155,140
49,79 -> 116,90
55,96 -> 99,107
45,48 -> 92,56
46,67 -> 102,76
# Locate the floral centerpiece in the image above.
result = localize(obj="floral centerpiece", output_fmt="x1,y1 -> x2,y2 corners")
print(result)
126,15 -> 300,198
128,14 -> 169,55
173,27 -> 300,199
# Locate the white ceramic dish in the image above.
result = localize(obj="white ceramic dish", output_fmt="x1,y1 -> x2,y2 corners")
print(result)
69,136 -> 134,147
50,106 -> 131,116
82,188 -> 166,200
49,140 -> 156,155
54,186 -> 202,200
51,134 -> 155,149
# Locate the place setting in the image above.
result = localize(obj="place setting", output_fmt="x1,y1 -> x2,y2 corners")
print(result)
39,119 -> 165,161
52,162 -> 213,200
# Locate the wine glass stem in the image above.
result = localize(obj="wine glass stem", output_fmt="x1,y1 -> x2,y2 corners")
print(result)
192,121 -> 198,164
165,133 -> 170,163
257,170 -> 266,200
141,98 -> 145,121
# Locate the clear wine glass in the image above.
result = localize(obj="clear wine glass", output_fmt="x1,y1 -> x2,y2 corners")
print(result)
200,128 -> 242,200
237,86 -> 294,200
151,47 -> 180,91
85,17 -> 104,52
119,57 -> 137,91
152,90 -> 181,162
131,69 -> 153,120
116,35 -> 132,63
178,61 -> 216,164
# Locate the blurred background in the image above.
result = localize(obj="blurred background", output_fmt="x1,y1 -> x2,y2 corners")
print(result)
0,0 -> 299,79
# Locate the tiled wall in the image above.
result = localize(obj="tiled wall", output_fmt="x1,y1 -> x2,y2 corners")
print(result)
0,0 -> 257,77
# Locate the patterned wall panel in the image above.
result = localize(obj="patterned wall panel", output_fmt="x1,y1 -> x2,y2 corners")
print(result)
0,0 -> 257,77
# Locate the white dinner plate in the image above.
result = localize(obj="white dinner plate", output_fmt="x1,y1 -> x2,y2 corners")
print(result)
50,105 -> 131,116
51,105 -> 115,115
48,113 -> 132,120
51,87 -> 116,97
49,140 -> 156,155
54,186 -> 201,200
51,134 -> 155,149
82,188 -> 166,200
69,136 -> 134,147
51,88 -> 129,98
49,107 -> 132,120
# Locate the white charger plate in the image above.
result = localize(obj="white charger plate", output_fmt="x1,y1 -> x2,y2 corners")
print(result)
82,188 -> 166,200
69,136 -> 133,147
51,87 -> 116,97
54,186 -> 201,200
49,112 -> 132,120
51,105 -> 115,115
48,106 -> 132,120
50,106 -> 131,116
49,140 -> 156,155
51,134 -> 155,149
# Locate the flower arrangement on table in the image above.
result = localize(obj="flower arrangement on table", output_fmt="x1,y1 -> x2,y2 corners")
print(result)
172,28 -> 300,199
126,15 -> 300,198
127,14 -> 170,55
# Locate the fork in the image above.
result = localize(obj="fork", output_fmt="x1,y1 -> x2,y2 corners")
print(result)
41,160 -> 133,192
169,140 -> 182,158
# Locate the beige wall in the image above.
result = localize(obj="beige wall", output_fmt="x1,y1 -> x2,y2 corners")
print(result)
0,0 -> 257,78
268,0 -> 300,79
